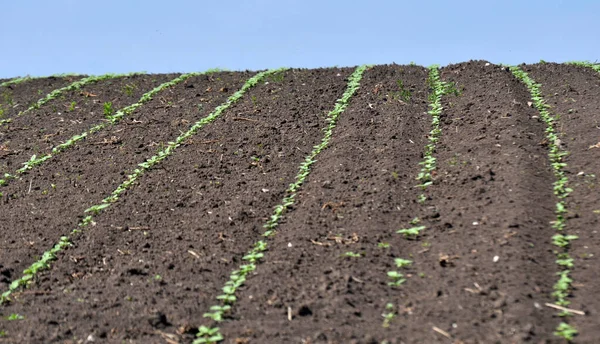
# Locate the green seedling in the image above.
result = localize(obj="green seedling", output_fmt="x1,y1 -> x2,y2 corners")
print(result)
193,326 -> 223,344
342,251 -> 361,258
378,242 -> 390,249
393,80 -> 411,102
68,101 -> 76,112
103,102 -> 114,117
554,322 -> 577,341
556,254 -> 574,268
6,314 -> 24,320
269,71 -> 285,82
394,258 -> 412,268
397,225 -> 426,239
552,234 -> 578,248
2,91 -> 13,106
123,83 -> 136,96
382,303 -> 395,328
387,271 -> 405,287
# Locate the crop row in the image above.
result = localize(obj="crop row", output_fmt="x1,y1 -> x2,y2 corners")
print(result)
194,65 -> 368,343
0,72 -> 145,127
510,66 -> 579,340
380,65 -> 461,327
0,73 -> 82,88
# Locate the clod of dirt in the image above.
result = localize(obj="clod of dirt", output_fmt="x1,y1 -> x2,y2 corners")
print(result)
148,312 -> 171,329
298,305 -> 313,317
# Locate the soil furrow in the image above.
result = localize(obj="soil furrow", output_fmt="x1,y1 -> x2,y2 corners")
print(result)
0,68 -> 352,343
526,62 -> 600,342
216,65 -> 431,343
0,74 -> 179,177
399,61 -> 558,343
0,76 -> 84,121
0,72 -> 249,286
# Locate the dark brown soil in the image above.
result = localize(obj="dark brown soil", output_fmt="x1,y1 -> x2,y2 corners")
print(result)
526,63 -> 600,343
0,76 -> 84,121
0,68 -> 352,343
0,64 -> 599,344
218,64 -> 431,343
0,72 -> 250,284
0,74 -> 179,177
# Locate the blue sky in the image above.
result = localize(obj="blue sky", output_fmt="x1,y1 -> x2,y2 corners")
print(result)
1,0 -> 598,77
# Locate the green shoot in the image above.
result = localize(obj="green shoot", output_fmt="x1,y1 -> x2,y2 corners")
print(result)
394,258 -> 412,268
193,326 -> 223,344
397,225 -> 426,239
123,83 -> 136,96
6,314 -> 24,321
382,303 -> 395,328
342,252 -> 361,258
103,102 -> 114,117
378,242 -> 390,249
554,322 -> 577,341
387,271 -> 405,287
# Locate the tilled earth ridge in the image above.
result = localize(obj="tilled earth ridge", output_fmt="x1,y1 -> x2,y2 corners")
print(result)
218,65 -> 431,343
526,63 -> 600,342
0,72 -> 252,287
0,64 -> 598,344
0,74 -> 179,177
405,61 -> 559,343
221,61 -> 563,344
0,68 -> 353,343
0,76 -> 85,121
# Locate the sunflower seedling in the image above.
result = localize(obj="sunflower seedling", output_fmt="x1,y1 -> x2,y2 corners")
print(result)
103,102 -> 114,117
387,271 -> 406,287
6,314 -> 24,321
382,303 -> 395,328
397,225 -> 426,239
193,326 -> 224,344
554,322 -> 577,341
394,258 -> 412,268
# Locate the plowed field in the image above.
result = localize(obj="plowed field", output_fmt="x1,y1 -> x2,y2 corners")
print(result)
0,61 -> 599,343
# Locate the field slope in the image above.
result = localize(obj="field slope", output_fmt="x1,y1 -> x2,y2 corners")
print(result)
0,61 -> 599,343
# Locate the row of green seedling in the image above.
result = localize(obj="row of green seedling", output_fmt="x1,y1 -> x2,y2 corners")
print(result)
1,73 -> 97,125
0,69 -> 280,305
509,65 -> 578,341
382,66 -> 460,327
194,65 -> 368,344
0,70 -> 223,190
0,73 -> 82,89
566,60 -> 600,74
